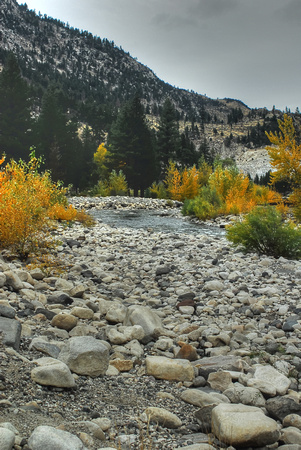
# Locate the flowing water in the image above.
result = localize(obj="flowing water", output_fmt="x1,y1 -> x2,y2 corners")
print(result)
92,209 -> 225,237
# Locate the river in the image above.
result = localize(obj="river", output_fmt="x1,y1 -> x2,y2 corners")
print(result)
92,208 -> 225,237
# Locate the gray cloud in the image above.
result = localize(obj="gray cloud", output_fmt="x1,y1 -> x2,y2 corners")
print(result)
276,0 -> 301,23
189,0 -> 239,20
16,0 -> 301,110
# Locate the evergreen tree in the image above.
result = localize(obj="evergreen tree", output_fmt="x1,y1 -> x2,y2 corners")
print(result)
178,130 -> 198,167
35,85 -> 84,188
0,53 -> 32,160
157,98 -> 180,175
107,94 -> 157,196
198,137 -> 214,165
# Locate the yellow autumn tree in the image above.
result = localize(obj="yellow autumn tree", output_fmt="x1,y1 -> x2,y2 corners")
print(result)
266,114 -> 301,188
165,161 -> 199,201
93,143 -> 108,176
266,114 -> 301,220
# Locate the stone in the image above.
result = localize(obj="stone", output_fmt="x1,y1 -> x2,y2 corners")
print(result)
207,371 -> 233,392
71,306 -> 94,320
146,356 -> 195,382
106,328 -> 127,345
0,317 -> 21,350
109,358 -> 133,372
59,336 -> 109,377
280,427 -> 301,445
31,357 -> 76,388
175,342 -> 198,361
124,305 -> 163,343
3,270 -> 23,291
156,266 -> 171,275
55,278 -> 74,291
195,405 -> 216,432
246,378 -> 277,397
0,305 -> 15,319
254,364 -> 291,395
0,272 -> 6,288
195,355 -> 248,378
211,403 -> 280,447
47,292 -> 73,306
69,284 -> 86,298
106,303 -> 127,323
30,268 -> 45,280
92,417 -> 112,431
223,383 -> 266,407
145,407 -> 182,429
203,280 -> 224,291
0,427 -> 15,450
283,414 -> 301,430
180,389 -> 229,407
29,337 -> 61,358
28,425 -> 87,450
51,313 -> 78,331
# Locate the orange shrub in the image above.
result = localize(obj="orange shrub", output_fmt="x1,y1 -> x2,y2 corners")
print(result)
0,153 -> 68,258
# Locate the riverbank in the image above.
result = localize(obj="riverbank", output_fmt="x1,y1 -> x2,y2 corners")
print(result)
0,197 -> 301,449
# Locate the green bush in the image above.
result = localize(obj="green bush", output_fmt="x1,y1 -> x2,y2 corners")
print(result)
182,196 -> 219,221
226,206 -> 301,259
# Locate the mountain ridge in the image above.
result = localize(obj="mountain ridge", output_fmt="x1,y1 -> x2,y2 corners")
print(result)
0,0 -> 295,176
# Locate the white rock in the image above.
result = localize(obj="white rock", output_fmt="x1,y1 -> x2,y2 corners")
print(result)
254,364 -> 291,395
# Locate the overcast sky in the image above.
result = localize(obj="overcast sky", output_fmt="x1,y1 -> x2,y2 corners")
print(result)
16,0 -> 300,111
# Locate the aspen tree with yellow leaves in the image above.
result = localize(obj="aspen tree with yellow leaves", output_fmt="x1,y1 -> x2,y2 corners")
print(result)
266,114 -> 301,220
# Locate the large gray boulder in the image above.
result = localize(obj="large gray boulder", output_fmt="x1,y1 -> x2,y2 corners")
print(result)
0,427 -> 15,450
124,305 -> 162,343
28,426 -> 87,450
59,336 -> 109,377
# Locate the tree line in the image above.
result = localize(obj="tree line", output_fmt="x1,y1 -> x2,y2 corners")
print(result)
0,53 -> 213,194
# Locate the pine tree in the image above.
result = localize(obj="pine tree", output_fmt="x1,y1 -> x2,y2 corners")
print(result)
0,53 -> 32,160
157,98 -> 180,175
107,94 -> 157,196
35,85 -> 84,188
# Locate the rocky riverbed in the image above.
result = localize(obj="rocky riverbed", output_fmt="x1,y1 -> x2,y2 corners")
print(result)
1,197 -> 301,450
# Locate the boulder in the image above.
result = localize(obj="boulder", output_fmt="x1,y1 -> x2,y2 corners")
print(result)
145,407 -> 182,429
0,317 -> 21,350
254,364 -> 291,395
0,427 -> 15,450
211,403 -> 280,447
266,396 -> 301,421
3,270 -> 23,291
31,357 -> 76,388
223,383 -> 266,407
181,389 -> 229,408
124,305 -> 163,343
59,336 -> 109,377
28,426 -> 87,450
51,313 -> 78,331
146,356 -> 194,382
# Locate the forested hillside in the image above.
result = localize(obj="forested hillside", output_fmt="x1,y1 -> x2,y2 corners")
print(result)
0,0 -> 299,191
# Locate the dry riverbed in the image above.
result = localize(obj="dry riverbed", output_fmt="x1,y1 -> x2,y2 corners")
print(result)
0,196 -> 301,449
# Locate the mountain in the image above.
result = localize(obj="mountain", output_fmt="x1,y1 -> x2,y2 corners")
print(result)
0,0 -> 296,176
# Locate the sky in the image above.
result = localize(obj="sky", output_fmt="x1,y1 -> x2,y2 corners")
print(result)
16,0 -> 301,111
